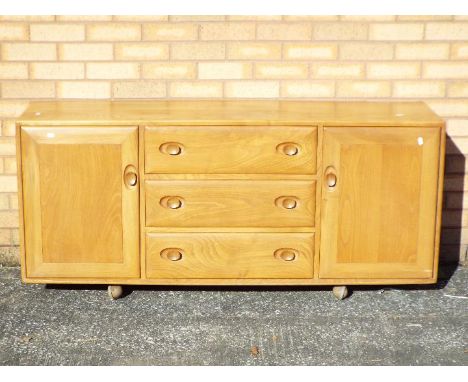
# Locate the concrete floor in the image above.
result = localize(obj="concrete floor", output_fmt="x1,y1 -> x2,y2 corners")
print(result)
0,266 -> 466,365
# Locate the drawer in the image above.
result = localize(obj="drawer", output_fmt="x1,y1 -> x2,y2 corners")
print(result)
146,232 -> 314,279
145,179 -> 316,228
144,125 -> 317,174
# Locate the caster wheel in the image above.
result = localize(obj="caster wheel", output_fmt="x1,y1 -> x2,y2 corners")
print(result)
332,286 -> 348,300
108,285 -> 123,300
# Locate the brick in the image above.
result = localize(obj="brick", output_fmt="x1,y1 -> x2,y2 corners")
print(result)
0,101 -> 28,118
113,81 -> 166,98
446,120 -> 468,136
0,139 -> 15,155
311,63 -> 363,79
227,16 -> 282,21
169,16 -> 225,22
11,229 -> 19,245
451,43 -> 468,60
314,23 -> 368,40
0,177 -> 17,192
225,81 -> 279,98
445,154 -> 466,174
0,23 -> 28,40
427,101 -> 468,118
339,43 -> 393,60
31,63 -> 84,79
283,16 -> 339,21
284,43 -> 337,60
143,24 -> 198,41
336,81 -> 391,98
113,16 -> 169,21
257,23 -> 312,40
369,23 -> 424,40
141,63 -> 196,79
169,82 -> 223,98
0,63 -> 28,79
448,82 -> 468,98
0,16 -> 54,21
115,43 -> 169,60
447,137 -> 468,154
2,43 -> 57,61
200,23 -> 255,40
4,158 -> 16,174
397,16 -> 453,21
31,24 -> 85,41
367,62 -> 420,79
171,43 -> 225,60
423,63 -> 468,79
0,229 -> 10,245
426,23 -> 468,40
395,43 -> 449,60
444,175 -> 468,192
1,81 -> 55,99
9,194 -> 18,210
0,194 -> 9,209
393,81 -> 445,98
57,81 -> 111,99
86,63 -> 139,79
445,192 -> 468,210
441,228 -> 468,245
227,42 -> 281,60
198,63 -> 252,80
59,43 -> 113,61
340,16 -> 396,21
2,120 -> 17,136
56,16 -> 113,21
0,210 -> 18,227
255,63 -> 308,79
86,23 -> 141,41
442,210 -> 468,229
281,81 -> 335,98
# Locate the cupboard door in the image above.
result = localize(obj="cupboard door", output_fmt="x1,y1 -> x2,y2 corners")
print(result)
320,127 -> 441,279
21,126 -> 140,279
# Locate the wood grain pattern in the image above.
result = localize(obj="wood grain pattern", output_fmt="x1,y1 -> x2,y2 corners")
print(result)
16,100 -> 445,287
145,125 -> 317,174
146,232 -> 315,279
319,127 -> 440,279
145,179 -> 316,228
21,126 -> 140,278
18,100 -> 443,127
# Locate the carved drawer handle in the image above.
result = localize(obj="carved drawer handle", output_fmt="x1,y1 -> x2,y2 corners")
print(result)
277,142 -> 300,156
159,142 -> 184,156
325,166 -> 337,189
274,248 -> 298,261
275,196 -> 299,210
123,165 -> 138,188
160,196 -> 184,209
160,248 -> 183,261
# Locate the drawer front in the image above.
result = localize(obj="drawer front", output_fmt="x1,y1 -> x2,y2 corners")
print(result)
146,232 -> 314,279
145,180 -> 316,228
145,125 -> 317,174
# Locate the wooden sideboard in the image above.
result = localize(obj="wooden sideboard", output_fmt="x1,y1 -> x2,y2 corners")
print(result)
15,100 -> 445,300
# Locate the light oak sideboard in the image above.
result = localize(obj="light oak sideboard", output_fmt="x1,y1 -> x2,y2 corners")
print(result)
15,100 -> 445,300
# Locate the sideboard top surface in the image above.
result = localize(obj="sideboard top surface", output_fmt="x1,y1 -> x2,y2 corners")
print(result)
18,100 -> 443,127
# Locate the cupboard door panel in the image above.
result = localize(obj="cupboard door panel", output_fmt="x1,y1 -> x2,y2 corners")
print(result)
320,127 -> 440,279
21,126 -> 140,279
